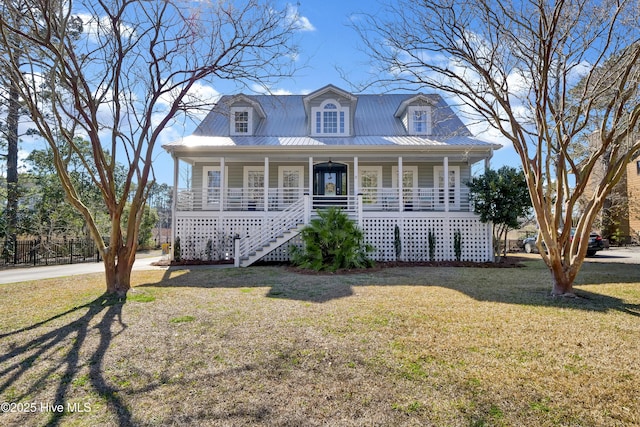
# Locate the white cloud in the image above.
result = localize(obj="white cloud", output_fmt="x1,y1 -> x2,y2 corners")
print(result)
566,60 -> 592,86
76,13 -> 136,44
286,5 -> 316,32
157,82 -> 220,110
506,69 -> 532,97
250,84 -> 293,95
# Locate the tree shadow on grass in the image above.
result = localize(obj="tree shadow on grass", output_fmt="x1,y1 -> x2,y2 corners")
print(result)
0,294 -> 132,426
145,265 -> 355,303
139,261 -> 640,316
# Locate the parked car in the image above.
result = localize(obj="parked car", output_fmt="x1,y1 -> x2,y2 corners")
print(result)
522,229 -> 605,256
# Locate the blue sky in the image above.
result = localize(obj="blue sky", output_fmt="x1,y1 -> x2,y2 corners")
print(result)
8,1 -> 516,186
151,0 -> 519,186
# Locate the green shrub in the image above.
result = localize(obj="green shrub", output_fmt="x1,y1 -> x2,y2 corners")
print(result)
428,230 -> 436,262
290,207 -> 374,271
205,238 -> 214,261
173,236 -> 181,262
454,229 -> 462,261
394,224 -> 402,260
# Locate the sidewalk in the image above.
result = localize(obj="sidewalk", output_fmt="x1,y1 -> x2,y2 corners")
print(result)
0,252 -> 168,285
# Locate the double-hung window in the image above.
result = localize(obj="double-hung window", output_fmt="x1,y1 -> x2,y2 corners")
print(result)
230,107 -> 252,135
408,106 -> 431,135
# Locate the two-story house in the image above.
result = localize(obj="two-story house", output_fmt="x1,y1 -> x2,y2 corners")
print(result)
162,85 -> 502,266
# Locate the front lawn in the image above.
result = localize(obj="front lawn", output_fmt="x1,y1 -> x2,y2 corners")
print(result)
0,258 -> 638,426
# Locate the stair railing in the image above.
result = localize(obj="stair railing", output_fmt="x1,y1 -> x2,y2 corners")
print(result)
236,196 -> 308,265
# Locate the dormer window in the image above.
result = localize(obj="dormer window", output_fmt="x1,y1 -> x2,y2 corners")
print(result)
230,107 -> 253,135
311,99 -> 349,136
408,106 -> 431,135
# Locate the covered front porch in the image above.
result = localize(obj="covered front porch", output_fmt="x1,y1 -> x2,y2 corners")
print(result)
169,149 -> 494,265
171,152 -> 487,214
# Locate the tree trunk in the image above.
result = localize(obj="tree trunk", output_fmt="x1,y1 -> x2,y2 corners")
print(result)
492,223 -> 501,263
548,256 -> 576,297
6,82 -> 20,241
103,246 -> 135,297
502,229 -> 509,259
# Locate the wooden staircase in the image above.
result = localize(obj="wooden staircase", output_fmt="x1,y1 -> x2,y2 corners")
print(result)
236,197 -> 308,267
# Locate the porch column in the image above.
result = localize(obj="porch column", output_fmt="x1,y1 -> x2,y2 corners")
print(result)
220,156 -> 225,212
444,157 -> 449,213
304,194 -> 310,224
170,155 -> 178,261
264,157 -> 269,212
308,156 -> 313,196
353,156 -> 359,195
398,156 -> 403,213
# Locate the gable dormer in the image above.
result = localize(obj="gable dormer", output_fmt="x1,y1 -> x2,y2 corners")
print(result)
302,84 -> 357,137
394,94 -> 436,136
227,94 -> 266,136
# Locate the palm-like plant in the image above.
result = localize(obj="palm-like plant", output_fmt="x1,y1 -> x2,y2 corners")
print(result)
290,207 -> 374,271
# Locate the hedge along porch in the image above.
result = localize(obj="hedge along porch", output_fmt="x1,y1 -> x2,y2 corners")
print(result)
163,85 -> 502,266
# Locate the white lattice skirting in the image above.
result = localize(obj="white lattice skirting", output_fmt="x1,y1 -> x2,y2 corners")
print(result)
174,213 -> 492,263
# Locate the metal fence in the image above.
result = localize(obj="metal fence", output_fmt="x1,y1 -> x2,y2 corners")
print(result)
1,238 -> 100,268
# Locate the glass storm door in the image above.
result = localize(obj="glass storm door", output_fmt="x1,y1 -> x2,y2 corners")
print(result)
324,172 -> 337,196
313,162 -> 347,208
435,166 -> 459,209
244,166 -> 264,210
203,166 -> 221,209
313,162 -> 347,196
279,166 -> 304,205
359,167 -> 382,205
392,166 -> 418,208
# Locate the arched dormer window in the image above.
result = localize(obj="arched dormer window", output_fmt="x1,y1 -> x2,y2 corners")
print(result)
311,99 -> 349,136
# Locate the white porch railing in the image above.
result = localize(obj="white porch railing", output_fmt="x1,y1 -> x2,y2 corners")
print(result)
175,187 -> 471,212
361,187 -> 470,211
311,194 -> 358,213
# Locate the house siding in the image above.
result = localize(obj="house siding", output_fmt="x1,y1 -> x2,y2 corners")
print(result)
192,160 -> 470,197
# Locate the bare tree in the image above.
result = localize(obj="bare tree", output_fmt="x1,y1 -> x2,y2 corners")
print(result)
354,0 -> 640,296
0,0 -> 300,296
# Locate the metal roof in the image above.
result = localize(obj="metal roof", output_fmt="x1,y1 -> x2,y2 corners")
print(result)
164,134 -> 495,149
163,91 -> 502,151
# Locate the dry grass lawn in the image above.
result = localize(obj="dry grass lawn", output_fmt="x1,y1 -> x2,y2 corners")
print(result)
0,257 -> 639,426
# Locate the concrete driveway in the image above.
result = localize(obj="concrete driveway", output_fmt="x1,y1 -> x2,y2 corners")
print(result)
583,246 -> 640,264
0,253 -> 168,285
518,246 -> 640,264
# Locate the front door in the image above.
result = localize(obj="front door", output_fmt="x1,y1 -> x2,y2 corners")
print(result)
313,162 -> 347,208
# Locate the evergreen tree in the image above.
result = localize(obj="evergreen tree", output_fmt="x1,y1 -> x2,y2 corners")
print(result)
467,166 -> 532,261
